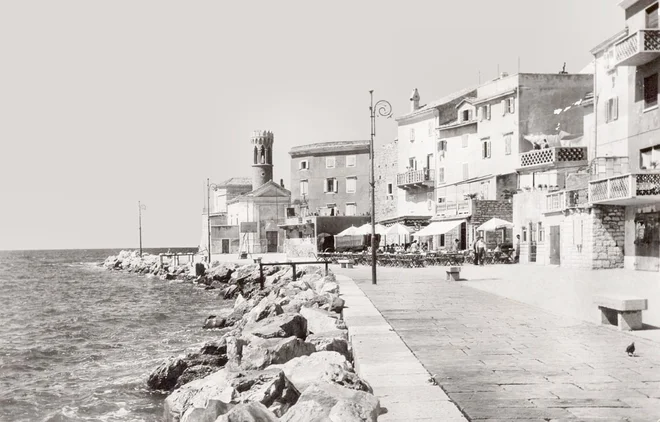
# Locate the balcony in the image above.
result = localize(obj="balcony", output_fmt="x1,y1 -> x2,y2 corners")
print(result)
397,168 -> 435,189
519,147 -> 587,170
614,29 -> 660,67
545,188 -> 589,213
589,172 -> 660,205
436,199 -> 473,218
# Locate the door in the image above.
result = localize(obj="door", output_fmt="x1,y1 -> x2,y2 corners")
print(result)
635,212 -> 660,271
221,239 -> 230,254
549,225 -> 560,265
266,231 -> 278,253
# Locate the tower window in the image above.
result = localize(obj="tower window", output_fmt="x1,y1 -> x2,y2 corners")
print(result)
300,180 -> 309,196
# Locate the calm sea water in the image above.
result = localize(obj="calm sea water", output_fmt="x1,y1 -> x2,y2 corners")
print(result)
0,248 -> 228,422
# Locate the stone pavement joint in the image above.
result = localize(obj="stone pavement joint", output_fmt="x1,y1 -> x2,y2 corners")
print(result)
334,265 -> 660,421
336,274 -> 469,422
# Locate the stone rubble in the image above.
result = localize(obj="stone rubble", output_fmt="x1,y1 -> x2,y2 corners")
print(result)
103,250 -> 380,421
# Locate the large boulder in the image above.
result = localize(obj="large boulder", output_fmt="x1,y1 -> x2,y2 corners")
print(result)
271,351 -> 352,393
244,297 -> 283,324
215,402 -> 279,422
208,264 -> 235,284
165,367 -> 299,422
240,335 -> 316,370
242,312 -> 307,340
306,330 -> 351,362
280,382 -> 380,422
300,307 -> 338,334
147,356 -> 187,391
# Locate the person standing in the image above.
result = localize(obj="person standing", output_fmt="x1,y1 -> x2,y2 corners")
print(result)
473,236 -> 486,265
515,234 -> 521,263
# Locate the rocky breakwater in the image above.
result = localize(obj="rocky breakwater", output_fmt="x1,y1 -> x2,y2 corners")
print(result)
104,251 -> 381,421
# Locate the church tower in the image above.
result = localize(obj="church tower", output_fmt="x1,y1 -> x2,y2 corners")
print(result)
251,130 -> 274,189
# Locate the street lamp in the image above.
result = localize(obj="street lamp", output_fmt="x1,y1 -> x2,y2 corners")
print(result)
138,201 -> 146,257
207,178 -> 220,264
369,90 -> 392,285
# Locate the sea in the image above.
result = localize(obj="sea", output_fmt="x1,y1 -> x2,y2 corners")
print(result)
0,248 -> 230,422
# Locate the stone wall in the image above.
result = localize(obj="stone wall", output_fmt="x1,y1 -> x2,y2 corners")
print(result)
375,140 -> 398,223
470,199 -> 513,247
591,205 -> 625,269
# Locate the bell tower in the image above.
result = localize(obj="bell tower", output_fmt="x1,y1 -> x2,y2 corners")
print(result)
251,130 -> 274,189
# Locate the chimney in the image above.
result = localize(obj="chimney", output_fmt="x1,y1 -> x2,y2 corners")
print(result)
280,178 -> 284,188
410,88 -> 420,112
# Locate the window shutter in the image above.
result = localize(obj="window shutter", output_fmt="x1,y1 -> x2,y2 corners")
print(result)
511,98 -> 515,113
487,104 -> 491,120
333,179 -> 338,193
613,96 -> 618,120
487,141 -> 492,158
501,99 -> 507,115
323,180 -> 328,193
478,107 -> 483,121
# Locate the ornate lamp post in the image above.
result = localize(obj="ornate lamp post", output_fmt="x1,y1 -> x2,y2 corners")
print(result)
369,90 -> 392,285
138,201 -> 146,257
206,178 -> 220,264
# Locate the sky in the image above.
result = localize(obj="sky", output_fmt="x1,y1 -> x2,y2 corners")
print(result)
0,0 -> 622,250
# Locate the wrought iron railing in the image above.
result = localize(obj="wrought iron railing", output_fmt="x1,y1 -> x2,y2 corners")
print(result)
519,147 -> 587,168
396,169 -> 435,187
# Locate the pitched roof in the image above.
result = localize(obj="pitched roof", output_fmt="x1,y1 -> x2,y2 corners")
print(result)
217,177 -> 252,188
289,140 -> 370,157
396,85 -> 479,121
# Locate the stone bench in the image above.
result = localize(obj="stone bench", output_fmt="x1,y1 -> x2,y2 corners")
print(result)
338,259 -> 354,269
446,266 -> 461,281
593,295 -> 648,331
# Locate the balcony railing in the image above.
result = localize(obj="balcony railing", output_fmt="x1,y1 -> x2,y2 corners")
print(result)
545,188 -> 589,213
397,168 -> 435,188
436,199 -> 473,217
589,172 -> 660,205
615,29 -> 660,67
519,147 -> 587,169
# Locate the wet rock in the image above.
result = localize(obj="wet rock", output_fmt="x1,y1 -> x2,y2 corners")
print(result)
280,382 -> 380,422
300,307 -> 338,334
215,402 -> 279,422
223,285 -> 239,299
306,330 -> 351,362
240,335 -> 316,370
147,356 -> 187,391
203,315 -> 227,329
242,312 -> 307,340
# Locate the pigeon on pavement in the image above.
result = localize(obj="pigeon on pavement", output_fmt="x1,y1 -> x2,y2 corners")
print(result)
626,342 -> 635,357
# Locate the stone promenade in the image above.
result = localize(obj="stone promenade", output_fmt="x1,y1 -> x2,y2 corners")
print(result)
334,265 -> 660,421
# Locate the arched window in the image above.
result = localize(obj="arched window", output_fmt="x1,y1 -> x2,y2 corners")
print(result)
260,146 -> 265,164
266,147 -> 272,164
253,146 -> 258,164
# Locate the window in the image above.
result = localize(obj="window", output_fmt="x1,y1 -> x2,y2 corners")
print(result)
644,73 -> 658,109
437,197 -> 446,204
504,133 -> 512,155
462,163 -> 469,180
538,222 -> 545,242
299,160 -> 309,170
324,178 -> 338,193
606,97 -> 619,122
647,2 -> 659,29
345,203 -> 357,216
410,128 -> 415,142
640,144 -> 660,169
408,157 -> 416,170
481,138 -> 491,159
346,155 -> 356,167
462,109 -> 472,121
438,140 -> 447,152
480,104 -> 491,121
522,226 -> 527,242
346,177 -> 357,193
326,156 -> 336,168
386,183 -> 393,196
300,180 -> 308,196
462,134 -> 469,148
437,167 -> 445,183
326,203 -> 338,216
507,98 -> 515,114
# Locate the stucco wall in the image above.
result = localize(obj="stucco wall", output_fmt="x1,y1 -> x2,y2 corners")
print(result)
289,149 -> 370,216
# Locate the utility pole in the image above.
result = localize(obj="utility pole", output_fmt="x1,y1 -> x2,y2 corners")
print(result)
138,201 -> 146,257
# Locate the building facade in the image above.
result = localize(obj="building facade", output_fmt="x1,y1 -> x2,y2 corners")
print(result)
288,141 -> 371,217
200,130 -> 291,256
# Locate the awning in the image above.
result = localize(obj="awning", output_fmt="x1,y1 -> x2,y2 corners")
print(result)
477,218 -> 513,231
414,219 -> 465,237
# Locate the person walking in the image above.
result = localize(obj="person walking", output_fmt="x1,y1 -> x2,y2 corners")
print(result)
473,236 -> 486,266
